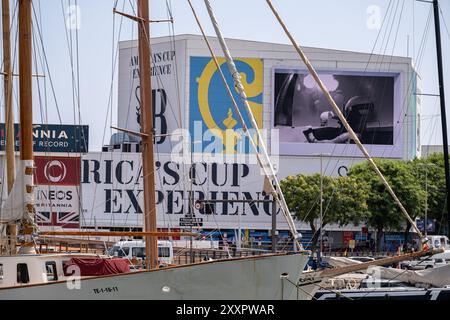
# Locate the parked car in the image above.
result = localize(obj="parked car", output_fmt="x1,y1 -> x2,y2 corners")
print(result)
107,240 -> 174,266
400,257 -> 446,270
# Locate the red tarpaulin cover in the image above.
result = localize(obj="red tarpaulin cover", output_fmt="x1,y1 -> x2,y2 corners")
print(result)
63,258 -> 130,276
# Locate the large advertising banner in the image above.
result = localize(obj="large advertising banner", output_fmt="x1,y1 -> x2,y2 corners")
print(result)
189,57 -> 263,155
273,69 -> 402,157
0,124 -> 88,153
117,41 -> 185,153
81,152 -> 295,230
34,156 -> 81,229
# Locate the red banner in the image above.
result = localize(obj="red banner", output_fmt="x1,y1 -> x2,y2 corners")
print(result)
34,156 -> 81,186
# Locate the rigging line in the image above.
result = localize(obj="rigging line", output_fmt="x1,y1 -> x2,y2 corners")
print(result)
438,4 -> 450,40
72,0 -> 85,232
37,0 -> 49,125
381,0 -> 401,59
372,0 -> 398,68
201,0 -> 302,249
386,0 -> 406,72
363,0 -> 394,73
313,1 -> 407,237
75,0 -> 83,131
187,0 -> 293,246
295,0 -> 396,226
266,0 -> 424,240
370,0 -> 397,68
121,1 -> 236,244
0,0 -> 18,74
166,0 -> 182,129
60,0 -> 79,127
123,0 -> 183,164
89,0 -> 126,230
31,5 -> 63,123
121,0 -> 181,154
95,2 -> 178,232
31,22 -> 45,131
107,1 -> 179,231
379,6 -> 433,158
413,0 -> 416,60
376,2 -> 409,158
31,2 -> 68,171
104,1 -> 128,232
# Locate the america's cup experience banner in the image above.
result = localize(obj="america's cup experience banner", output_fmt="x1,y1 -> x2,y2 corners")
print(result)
117,41 -> 185,153
80,152 -> 296,230
189,57 -> 264,155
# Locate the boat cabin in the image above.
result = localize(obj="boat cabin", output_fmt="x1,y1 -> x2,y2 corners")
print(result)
0,253 -> 108,288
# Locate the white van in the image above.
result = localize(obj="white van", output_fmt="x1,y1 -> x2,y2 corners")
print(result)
108,240 -> 174,266
426,235 -> 450,263
427,235 -> 450,250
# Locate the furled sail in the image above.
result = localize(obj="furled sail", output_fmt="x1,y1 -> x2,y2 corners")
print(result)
0,160 -> 34,224
368,264 -> 450,288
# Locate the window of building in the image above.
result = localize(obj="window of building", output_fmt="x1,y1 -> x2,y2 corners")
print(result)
17,263 -> 29,284
45,261 -> 58,281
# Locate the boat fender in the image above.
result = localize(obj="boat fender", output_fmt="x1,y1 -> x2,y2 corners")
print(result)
345,279 -> 358,290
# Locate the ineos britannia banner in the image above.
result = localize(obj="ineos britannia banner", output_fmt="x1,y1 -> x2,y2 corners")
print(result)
81,152 -> 295,230
34,156 -> 81,229
117,41 -> 185,153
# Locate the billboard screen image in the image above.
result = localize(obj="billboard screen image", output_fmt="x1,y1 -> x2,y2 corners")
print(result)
274,69 -> 401,157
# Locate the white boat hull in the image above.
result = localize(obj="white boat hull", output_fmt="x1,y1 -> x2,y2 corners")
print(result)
0,253 -> 311,300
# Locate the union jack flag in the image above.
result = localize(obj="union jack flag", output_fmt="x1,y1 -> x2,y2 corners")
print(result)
36,211 -> 79,228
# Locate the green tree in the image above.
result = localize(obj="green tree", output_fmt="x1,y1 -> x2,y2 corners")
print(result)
280,174 -> 368,250
348,159 -> 425,250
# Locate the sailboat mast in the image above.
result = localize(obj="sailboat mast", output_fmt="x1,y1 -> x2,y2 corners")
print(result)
137,0 -> 158,270
2,0 -> 14,193
18,0 -> 35,249
432,0 -> 450,237
2,0 -> 17,254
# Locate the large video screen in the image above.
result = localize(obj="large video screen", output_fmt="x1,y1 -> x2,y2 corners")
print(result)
273,69 -> 401,157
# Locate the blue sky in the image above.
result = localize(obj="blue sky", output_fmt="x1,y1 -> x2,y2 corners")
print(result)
2,0 -> 449,152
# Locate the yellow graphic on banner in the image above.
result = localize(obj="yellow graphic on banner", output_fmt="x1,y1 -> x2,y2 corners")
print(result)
196,58 -> 263,154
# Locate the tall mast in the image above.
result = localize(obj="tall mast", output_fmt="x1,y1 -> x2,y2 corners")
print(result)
2,0 -> 14,192
137,0 -> 158,269
18,0 -> 35,252
432,0 -> 450,237
2,0 -> 16,254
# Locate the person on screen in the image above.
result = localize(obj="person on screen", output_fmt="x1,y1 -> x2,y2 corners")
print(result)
303,96 -> 373,144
